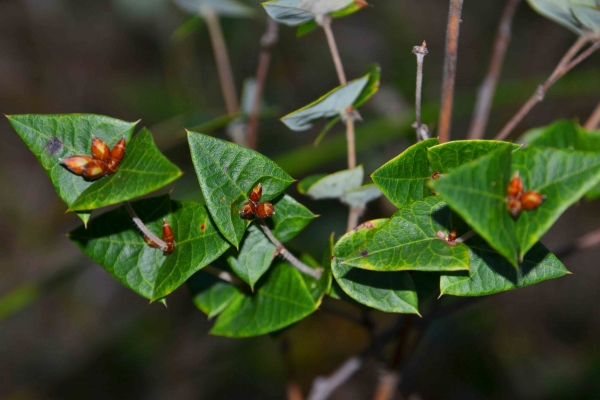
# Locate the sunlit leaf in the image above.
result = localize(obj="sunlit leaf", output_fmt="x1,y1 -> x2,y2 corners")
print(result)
268,194 -> 317,241
7,114 -> 138,225
371,138 -> 439,208
343,197 -> 471,272
210,263 -> 318,337
440,235 -> 569,296
332,219 -> 420,314
341,184 -> 382,207
428,140 -> 520,174
189,269 -> 242,318
173,0 -> 255,18
69,195 -> 230,301
298,166 -> 363,200
69,129 -> 182,211
187,132 -> 294,247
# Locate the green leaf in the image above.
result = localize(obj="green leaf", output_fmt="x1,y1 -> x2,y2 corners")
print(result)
187,132 -> 294,247
526,0 -> 583,34
189,270 -> 242,318
69,128 -> 182,211
298,166 -> 363,200
268,194 -> 317,242
173,0 -> 256,18
332,219 -> 420,314
69,195 -> 230,301
431,145 -> 519,266
263,0 -> 353,26
371,138 -> 439,208
512,147 -> 600,258
300,253 -> 332,304
440,235 -> 569,296
341,184 -> 382,207
7,114 -> 137,224
227,225 -> 277,289
211,263 -> 318,337
571,0 -> 600,33
297,174 -> 327,194
281,75 -> 369,131
343,197 -> 471,272
353,64 -> 381,108
428,140 -> 521,174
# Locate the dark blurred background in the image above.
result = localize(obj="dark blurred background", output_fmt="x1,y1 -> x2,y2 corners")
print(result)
1,0 -> 600,399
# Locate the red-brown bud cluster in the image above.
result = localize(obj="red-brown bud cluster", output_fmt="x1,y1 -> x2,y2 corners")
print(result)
239,183 -> 276,220
60,136 -> 126,180
506,171 -> 545,218
144,219 -> 175,255
437,228 -> 459,247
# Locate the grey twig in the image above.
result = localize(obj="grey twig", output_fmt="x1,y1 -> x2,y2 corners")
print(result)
123,201 -> 168,250
438,0 -> 465,144
412,41 -> 429,142
203,265 -> 246,287
258,219 -> 322,280
468,0 -> 521,139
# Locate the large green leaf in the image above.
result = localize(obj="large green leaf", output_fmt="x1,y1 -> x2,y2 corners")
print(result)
210,262 -> 319,337
332,219 -> 419,314
263,0 -> 353,26
440,235 -> 569,296
189,270 -> 242,319
431,145 -> 519,266
343,197 -> 470,272
524,120 -> 600,199
267,194 -> 317,241
187,132 -> 294,248
69,195 -> 230,301
173,0 -> 255,18
371,138 -> 439,208
281,75 -> 369,132
7,114 -> 137,225
298,166 -> 363,200
512,147 -> 600,258
69,129 -> 182,211
428,140 -> 520,174
227,225 -> 277,289
526,0 -> 583,34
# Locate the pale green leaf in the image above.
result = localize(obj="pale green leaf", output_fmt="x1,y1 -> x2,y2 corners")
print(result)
527,0 -> 583,34
299,166 -> 363,200
173,0 -> 255,18
227,225 -> 277,289
571,0 -> 600,32
189,270 -> 242,318
341,184 -> 382,207
263,0 -> 353,26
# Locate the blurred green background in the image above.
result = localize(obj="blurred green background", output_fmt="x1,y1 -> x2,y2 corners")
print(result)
1,0 -> 600,399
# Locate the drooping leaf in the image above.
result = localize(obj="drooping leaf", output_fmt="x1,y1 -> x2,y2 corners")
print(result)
343,197 -> 471,272
69,195 -> 230,301
173,0 -> 255,18
7,114 -> 137,225
189,269 -> 242,318
299,166 -> 363,200
428,140 -> 520,174
431,145 -> 520,266
69,129 -> 182,211
440,235 -> 569,296
187,132 -> 294,247
371,138 -> 439,208
281,75 -> 369,131
210,262 -> 318,337
263,0 -> 354,26
571,0 -> 600,33
332,219 -> 420,314
227,225 -> 277,289
341,184 -> 382,207
526,0 -> 583,34
512,147 -> 600,258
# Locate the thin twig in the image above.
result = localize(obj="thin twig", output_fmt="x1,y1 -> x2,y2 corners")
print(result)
412,41 -> 429,142
495,35 -> 599,141
258,219 -> 323,279
468,0 -> 521,139
247,18 -> 279,150
320,16 -> 347,85
202,5 -> 239,116
438,0 -> 464,144
371,370 -> 401,400
584,101 -> 600,131
307,317 -> 406,400
123,202 -> 167,249
203,265 -> 246,287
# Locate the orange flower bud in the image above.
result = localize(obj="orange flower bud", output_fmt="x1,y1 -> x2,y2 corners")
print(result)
256,202 -> 275,219
447,228 -> 457,242
162,219 -> 174,244
507,171 -> 523,199
82,159 -> 106,180
239,202 -> 256,219
110,136 -> 126,164
60,155 -> 94,175
163,242 -> 175,255
521,191 -> 545,210
249,183 -> 262,203
507,197 -> 522,218
91,136 -> 110,162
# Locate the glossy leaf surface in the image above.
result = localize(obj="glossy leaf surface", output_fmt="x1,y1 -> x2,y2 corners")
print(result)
227,225 -> 276,289
189,270 -> 242,319
428,140 -> 520,174
526,0 -> 583,34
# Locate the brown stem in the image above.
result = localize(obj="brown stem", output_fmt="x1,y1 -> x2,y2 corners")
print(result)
203,265 -> 246,287
495,35 -> 599,141
258,219 -> 323,279
370,370 -> 401,400
247,19 -> 279,150
202,5 -> 239,116
585,101 -> 600,131
412,41 -> 429,142
320,16 -> 347,85
438,0 -> 464,144
281,339 -> 305,400
468,0 -> 521,139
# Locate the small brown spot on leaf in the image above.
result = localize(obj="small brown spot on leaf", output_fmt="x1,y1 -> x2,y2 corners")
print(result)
221,196 -> 226,202
200,223 -> 206,231
360,250 -> 369,257
353,221 -> 375,232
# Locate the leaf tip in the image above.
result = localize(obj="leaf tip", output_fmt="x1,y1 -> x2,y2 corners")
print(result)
566,270 -> 573,275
